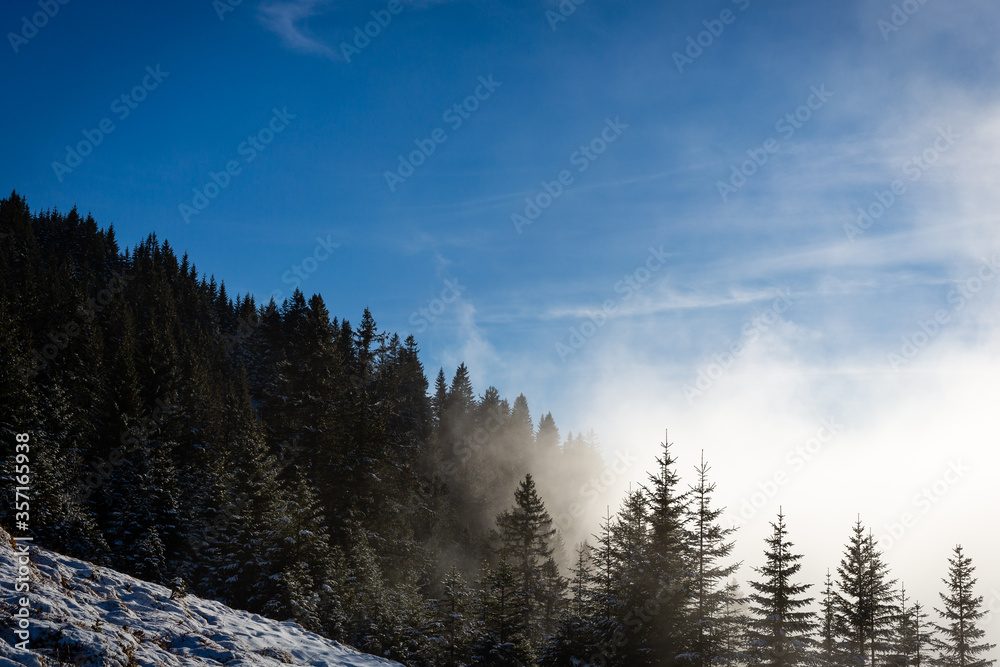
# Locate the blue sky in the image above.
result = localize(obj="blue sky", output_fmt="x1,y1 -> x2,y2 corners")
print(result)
4,0 -> 1000,634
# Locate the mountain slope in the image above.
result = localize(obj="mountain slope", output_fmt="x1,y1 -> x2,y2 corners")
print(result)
0,525 -> 401,666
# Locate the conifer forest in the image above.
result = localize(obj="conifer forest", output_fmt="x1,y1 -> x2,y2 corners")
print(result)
1,194 -> 995,666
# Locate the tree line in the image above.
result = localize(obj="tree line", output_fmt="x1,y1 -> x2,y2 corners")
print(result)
0,191 -> 994,666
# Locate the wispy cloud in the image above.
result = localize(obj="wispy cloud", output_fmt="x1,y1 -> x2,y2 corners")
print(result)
259,0 -> 338,59
542,287 -> 785,321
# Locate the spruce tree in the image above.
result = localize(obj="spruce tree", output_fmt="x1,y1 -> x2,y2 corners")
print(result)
432,564 -> 476,667
688,452 -> 741,667
605,487 -> 657,666
821,569 -> 842,667
891,583 -> 930,667
496,474 -> 566,648
718,579 -> 751,666
932,546 -> 996,667
866,533 -> 899,667
432,368 -> 448,428
644,433 -> 692,666
472,557 -> 534,666
747,509 -> 815,667
837,518 -> 897,667
910,601 -> 932,667
538,544 -> 604,667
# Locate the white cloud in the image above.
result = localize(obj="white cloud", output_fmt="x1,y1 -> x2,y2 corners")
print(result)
440,301 -> 503,392
259,0 -> 339,59
502,3 -> 1000,651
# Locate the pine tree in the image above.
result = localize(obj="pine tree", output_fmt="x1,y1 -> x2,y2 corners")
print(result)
891,583 -> 930,667
910,601 -> 932,667
747,509 -> 815,667
569,542 -> 595,617
195,416 -> 285,614
267,477 -> 338,631
431,564 -> 476,667
538,545 -> 605,667
534,412 -> 561,478
932,546 -> 996,667
837,518 -> 897,667
472,557 -> 534,666
602,487 -> 657,666
688,451 -> 741,667
496,474 -> 567,648
588,505 -> 628,664
644,432 -> 692,666
432,368 -> 448,428
821,569 -> 843,667
866,533 -> 899,667
718,579 -> 751,666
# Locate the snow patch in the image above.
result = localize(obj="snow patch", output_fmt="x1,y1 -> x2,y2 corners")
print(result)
0,525 -> 400,666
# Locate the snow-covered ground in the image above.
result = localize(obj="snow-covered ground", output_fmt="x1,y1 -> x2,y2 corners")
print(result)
0,525 -> 400,666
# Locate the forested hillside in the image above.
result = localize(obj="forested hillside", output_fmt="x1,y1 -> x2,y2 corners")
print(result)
1,191 -> 995,666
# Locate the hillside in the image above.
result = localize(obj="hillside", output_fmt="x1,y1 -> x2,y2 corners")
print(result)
0,524 -> 400,666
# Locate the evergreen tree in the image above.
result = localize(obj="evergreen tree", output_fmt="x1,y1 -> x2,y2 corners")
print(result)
910,601 -> 932,667
866,533 -> 899,667
431,564 -> 476,667
932,546 -> 996,667
821,569 -> 843,667
472,557 -> 534,666
891,583 -> 930,667
432,368 -> 448,428
747,509 -> 815,667
606,487 -> 657,666
496,474 -> 567,648
836,518 -> 898,667
718,579 -> 751,666
588,505 -> 630,665
538,545 -> 606,667
267,477 -> 338,631
688,452 -> 741,667
644,433 -> 692,666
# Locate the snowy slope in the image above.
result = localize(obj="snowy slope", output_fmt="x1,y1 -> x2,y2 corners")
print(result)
0,525 -> 401,666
